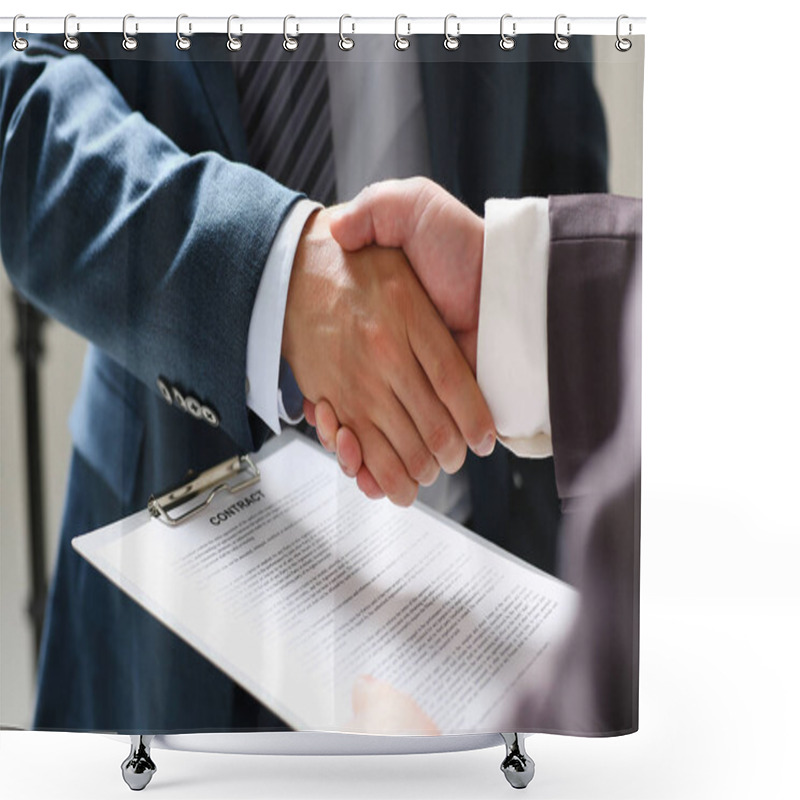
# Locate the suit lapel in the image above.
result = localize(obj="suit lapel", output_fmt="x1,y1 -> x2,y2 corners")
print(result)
187,36 -> 249,162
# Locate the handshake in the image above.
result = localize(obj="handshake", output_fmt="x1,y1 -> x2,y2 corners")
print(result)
282,177 -> 496,506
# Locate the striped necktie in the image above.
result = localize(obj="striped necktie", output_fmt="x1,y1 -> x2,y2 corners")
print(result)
232,34 -> 337,207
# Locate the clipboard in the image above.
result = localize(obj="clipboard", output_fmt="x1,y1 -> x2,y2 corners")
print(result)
73,432 -> 579,734
147,453 -> 261,527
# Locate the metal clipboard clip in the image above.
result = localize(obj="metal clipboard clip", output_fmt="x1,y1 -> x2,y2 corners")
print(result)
147,454 -> 260,527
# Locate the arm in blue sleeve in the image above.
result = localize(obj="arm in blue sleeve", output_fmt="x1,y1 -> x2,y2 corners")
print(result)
0,39 -> 301,452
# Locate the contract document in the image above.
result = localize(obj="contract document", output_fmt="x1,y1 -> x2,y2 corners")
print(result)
73,432 -> 579,733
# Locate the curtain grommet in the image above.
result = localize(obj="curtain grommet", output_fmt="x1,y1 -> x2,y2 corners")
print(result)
64,14 -> 80,51
283,15 -> 299,52
554,14 -> 570,51
176,14 -> 191,51
226,15 -> 242,52
339,15 -> 355,51
500,14 -> 516,51
444,14 -> 460,51
615,15 -> 632,52
13,14 -> 29,51
122,14 -> 138,51
394,15 -> 410,51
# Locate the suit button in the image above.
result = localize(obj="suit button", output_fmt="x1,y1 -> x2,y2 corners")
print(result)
512,470 -> 524,490
185,396 -> 203,419
202,406 -> 220,427
156,377 -> 173,404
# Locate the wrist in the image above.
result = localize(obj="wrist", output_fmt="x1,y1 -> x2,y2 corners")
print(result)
281,207 -> 326,366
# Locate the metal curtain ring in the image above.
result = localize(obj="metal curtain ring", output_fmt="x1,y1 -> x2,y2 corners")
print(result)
122,14 -> 138,51
12,14 -> 29,51
554,14 -> 570,51
616,14 -> 632,52
394,15 -> 410,51
64,14 -> 80,51
176,14 -> 191,50
339,15 -> 355,51
443,14 -> 460,51
500,14 -> 516,51
283,15 -> 298,52
227,15 -> 242,52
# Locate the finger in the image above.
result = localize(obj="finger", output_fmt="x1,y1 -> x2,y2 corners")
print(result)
389,355 -> 465,476
356,465 -> 384,500
454,329 -> 478,375
314,399 -> 340,453
351,674 -> 377,716
409,299 -> 496,458
356,423 -> 419,507
369,392 -> 440,488
303,398 -> 317,427
335,425 -> 363,479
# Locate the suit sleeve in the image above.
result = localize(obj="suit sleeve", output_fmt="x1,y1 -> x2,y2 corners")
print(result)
479,193 -> 641,499
546,194 -> 641,499
0,39 -> 300,452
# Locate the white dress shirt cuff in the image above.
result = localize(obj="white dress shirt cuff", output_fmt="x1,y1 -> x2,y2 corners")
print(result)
246,198 -> 320,433
477,197 -> 553,458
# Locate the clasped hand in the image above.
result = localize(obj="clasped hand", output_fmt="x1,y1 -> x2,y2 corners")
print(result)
282,178 -> 490,504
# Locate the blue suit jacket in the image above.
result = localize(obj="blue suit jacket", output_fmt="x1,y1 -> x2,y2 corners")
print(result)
0,33 -> 607,732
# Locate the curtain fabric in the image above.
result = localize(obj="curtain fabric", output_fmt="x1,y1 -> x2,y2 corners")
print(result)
0,30 -> 643,738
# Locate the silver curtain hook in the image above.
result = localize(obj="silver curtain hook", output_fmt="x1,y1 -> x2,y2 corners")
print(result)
554,14 -> 570,51
339,15 -> 355,51
122,14 -> 138,51
394,14 -> 410,51
616,14 -> 632,52
500,14 -> 516,51
227,15 -> 242,52
443,14 -> 460,51
12,14 -> 29,51
283,15 -> 298,52
176,14 -> 191,51
64,14 -> 80,51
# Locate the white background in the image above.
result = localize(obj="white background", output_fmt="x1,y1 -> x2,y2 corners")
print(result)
2,1 -> 799,799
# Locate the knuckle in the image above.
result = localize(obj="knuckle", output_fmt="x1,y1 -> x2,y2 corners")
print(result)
378,467 -> 417,507
366,323 -> 391,360
407,446 -> 436,485
384,275 -> 409,309
392,481 -> 418,508
440,436 -> 467,475
428,420 -> 457,457
377,466 -> 403,501
430,355 -> 457,396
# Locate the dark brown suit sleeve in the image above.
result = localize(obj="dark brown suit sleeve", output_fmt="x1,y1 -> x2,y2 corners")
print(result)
511,195 -> 642,735
547,194 -> 642,499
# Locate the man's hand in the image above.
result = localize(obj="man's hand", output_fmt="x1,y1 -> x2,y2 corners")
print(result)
305,179 -> 489,496
282,207 -> 494,506
345,675 -> 440,735
330,177 -> 483,371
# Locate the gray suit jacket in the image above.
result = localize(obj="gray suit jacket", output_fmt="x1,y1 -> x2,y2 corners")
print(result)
514,194 -> 642,735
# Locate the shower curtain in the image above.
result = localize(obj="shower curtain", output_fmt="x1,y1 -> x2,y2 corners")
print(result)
0,21 -> 643,739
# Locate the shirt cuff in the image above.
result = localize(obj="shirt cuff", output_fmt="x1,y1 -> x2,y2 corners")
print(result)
477,197 -> 553,459
246,198 -> 320,433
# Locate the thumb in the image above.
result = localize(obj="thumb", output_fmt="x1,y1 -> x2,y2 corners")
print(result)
329,179 -> 425,251
328,196 -> 378,251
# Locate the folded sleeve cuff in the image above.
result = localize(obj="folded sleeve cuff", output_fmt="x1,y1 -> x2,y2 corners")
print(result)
477,197 -> 553,459
246,198 -> 320,434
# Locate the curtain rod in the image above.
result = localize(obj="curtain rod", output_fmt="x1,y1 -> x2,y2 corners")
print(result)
2,15 -> 646,37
